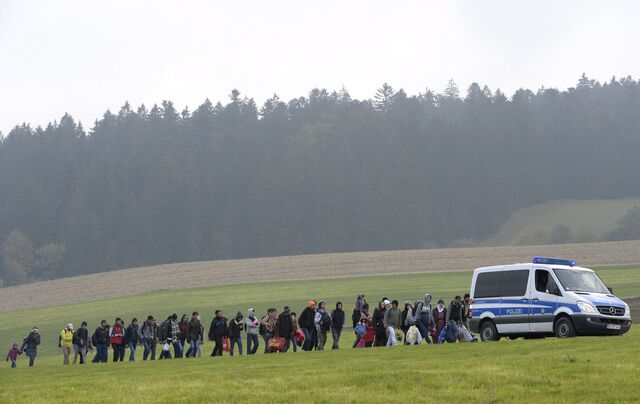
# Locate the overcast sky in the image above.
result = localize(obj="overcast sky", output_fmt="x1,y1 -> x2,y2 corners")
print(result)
1,0 -> 639,134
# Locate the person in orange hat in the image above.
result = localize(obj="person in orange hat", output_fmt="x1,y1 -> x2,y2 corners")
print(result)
299,300 -> 317,351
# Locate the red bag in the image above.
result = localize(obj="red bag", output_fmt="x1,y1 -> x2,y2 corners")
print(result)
223,337 -> 230,352
295,329 -> 305,346
268,336 -> 282,352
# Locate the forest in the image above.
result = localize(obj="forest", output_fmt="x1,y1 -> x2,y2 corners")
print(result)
1,75 -> 639,286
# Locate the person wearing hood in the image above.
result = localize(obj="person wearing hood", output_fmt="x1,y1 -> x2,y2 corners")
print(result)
331,301 -> 345,349
208,310 -> 228,357
275,306 -> 295,352
21,327 -> 40,367
352,293 -> 367,328
245,308 -> 260,354
415,294 -> 436,344
59,323 -> 74,365
299,300 -> 317,351
228,312 -> 244,356
401,302 -> 414,344
383,300 -> 402,346
185,312 -> 203,358
432,299 -> 447,343
314,300 -> 331,350
372,300 -> 388,347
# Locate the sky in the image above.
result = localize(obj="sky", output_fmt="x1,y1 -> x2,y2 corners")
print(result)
1,0 -> 639,134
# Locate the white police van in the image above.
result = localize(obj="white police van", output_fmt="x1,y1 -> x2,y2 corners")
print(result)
469,257 -> 632,341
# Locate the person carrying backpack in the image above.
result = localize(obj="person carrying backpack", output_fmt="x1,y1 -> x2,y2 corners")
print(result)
59,323 -> 74,365
245,308 -> 260,355
314,301 -> 331,350
228,312 -> 244,356
208,310 -> 228,357
125,318 -> 140,361
91,320 -> 109,363
433,300 -> 447,344
168,313 -> 183,358
275,306 -> 295,352
110,318 -> 126,362
299,301 -> 317,351
138,316 -> 158,360
415,294 -> 435,344
185,312 -> 202,358
158,316 -> 173,359
331,301 -> 345,349
383,300 -> 402,346
72,321 -> 89,364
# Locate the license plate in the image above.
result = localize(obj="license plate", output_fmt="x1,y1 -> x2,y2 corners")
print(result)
606,324 -> 621,330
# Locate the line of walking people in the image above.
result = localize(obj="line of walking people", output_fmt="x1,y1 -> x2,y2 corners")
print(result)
6,293 -> 474,368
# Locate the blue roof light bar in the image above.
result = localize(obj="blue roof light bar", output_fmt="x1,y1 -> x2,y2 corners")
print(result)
533,257 -> 576,267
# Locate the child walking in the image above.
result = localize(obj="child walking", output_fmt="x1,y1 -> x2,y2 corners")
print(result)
6,343 -> 21,368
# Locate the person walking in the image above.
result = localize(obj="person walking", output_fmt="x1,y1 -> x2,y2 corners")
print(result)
178,314 -> 189,351
196,314 -> 204,357
125,318 -> 140,361
21,327 -> 40,367
290,311 -> 300,352
59,323 -> 74,365
401,302 -> 414,344
433,300 -> 447,343
275,306 -> 295,352
138,315 -> 158,360
158,316 -> 172,360
373,300 -> 388,347
352,294 -> 367,328
110,318 -> 126,362
91,320 -> 109,363
208,310 -> 228,357
185,312 -> 202,358
299,301 -> 317,351
169,313 -> 183,358
245,308 -> 260,355
314,301 -> 331,351
415,294 -> 435,344
446,295 -> 464,341
383,300 -> 402,346
72,322 -> 89,364
331,301 -> 345,349
462,293 -> 472,331
6,343 -> 22,368
228,312 -> 244,356
260,308 -> 277,353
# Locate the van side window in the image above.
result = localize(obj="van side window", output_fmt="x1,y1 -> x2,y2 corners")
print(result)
475,272 -> 502,298
500,270 -> 529,297
535,270 -> 561,296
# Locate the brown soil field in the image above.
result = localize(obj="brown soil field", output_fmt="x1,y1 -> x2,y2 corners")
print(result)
1,240 -> 640,313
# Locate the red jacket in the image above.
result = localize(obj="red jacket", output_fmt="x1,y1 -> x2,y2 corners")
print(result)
110,325 -> 124,345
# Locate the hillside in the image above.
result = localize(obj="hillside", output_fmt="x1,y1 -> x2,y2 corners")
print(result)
485,198 -> 640,245
2,240 -> 640,312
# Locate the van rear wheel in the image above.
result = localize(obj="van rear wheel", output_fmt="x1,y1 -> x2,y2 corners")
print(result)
480,321 -> 500,342
554,317 -> 575,338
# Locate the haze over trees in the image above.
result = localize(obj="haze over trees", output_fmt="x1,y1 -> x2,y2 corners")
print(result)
1,75 -> 639,286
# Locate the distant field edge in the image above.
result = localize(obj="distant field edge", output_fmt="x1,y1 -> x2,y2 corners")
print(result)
1,239 -> 640,313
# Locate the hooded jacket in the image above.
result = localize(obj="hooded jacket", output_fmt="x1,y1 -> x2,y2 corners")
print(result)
21,331 -> 40,354
245,308 -> 260,335
228,313 -> 244,339
383,306 -> 402,329
209,316 -> 228,339
331,302 -> 345,330
59,328 -> 74,348
138,320 -> 158,340
415,294 -> 435,326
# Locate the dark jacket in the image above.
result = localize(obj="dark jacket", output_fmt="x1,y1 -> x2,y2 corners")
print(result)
331,306 -> 345,330
275,312 -> 295,338
93,325 -> 109,345
228,314 -> 244,339
125,323 -> 140,345
21,332 -> 40,354
446,301 -> 463,324
208,317 -> 228,339
73,327 -> 89,347
299,307 -> 316,329
187,319 -> 203,341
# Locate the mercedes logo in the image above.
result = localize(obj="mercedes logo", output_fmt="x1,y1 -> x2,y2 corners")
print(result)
609,306 -> 616,315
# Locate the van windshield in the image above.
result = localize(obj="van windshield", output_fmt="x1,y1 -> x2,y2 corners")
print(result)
552,268 -> 609,294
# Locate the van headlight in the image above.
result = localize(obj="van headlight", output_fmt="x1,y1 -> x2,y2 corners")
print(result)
624,304 -> 631,317
577,301 -> 597,314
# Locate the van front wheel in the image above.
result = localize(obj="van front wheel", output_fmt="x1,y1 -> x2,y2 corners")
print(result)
480,321 -> 500,342
554,317 -> 575,338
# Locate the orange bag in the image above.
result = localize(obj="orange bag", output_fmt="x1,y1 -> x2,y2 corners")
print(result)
223,337 -> 230,352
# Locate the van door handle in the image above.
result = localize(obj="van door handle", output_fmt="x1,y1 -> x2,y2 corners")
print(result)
521,298 -> 528,301
531,298 -> 539,301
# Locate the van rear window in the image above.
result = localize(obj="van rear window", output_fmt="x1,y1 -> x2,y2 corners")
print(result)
475,270 -> 529,298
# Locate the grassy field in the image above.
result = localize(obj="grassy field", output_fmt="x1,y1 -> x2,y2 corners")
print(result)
486,198 -> 640,245
0,265 -> 638,403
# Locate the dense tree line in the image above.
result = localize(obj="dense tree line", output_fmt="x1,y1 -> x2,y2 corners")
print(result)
1,75 -> 639,286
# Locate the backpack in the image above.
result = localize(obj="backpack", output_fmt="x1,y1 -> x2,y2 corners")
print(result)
320,312 -> 331,332
159,320 -> 169,341
259,317 -> 267,336
445,324 -> 458,343
351,308 -> 360,328
72,330 -> 81,345
354,323 -> 366,337
91,331 -> 98,346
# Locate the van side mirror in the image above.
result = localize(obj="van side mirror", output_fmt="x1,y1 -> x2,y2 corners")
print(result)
607,287 -> 613,294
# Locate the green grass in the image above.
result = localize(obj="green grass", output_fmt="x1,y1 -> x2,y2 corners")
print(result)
0,266 -> 638,403
486,198 -> 640,245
